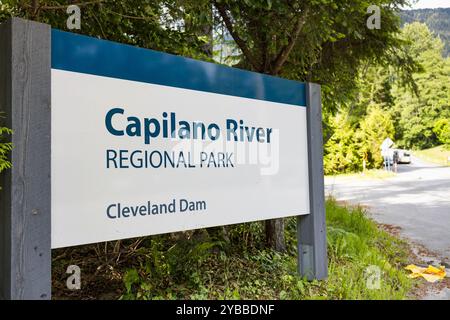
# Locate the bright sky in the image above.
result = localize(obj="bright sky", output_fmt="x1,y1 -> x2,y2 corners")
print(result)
406,0 -> 450,9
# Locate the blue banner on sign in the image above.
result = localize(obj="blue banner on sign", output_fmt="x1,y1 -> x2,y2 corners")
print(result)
51,29 -> 307,107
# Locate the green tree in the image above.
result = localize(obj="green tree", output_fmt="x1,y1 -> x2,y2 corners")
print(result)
391,23 -> 450,149
323,113 -> 359,174
356,105 -> 395,169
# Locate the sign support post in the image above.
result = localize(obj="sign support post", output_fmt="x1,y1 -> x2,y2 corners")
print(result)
0,18 -> 51,300
297,83 -> 328,280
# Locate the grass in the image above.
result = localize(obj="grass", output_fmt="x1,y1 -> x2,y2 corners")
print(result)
52,199 -> 412,300
325,169 -> 396,180
414,145 -> 450,166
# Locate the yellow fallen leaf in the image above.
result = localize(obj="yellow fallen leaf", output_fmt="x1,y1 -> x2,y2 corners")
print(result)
421,273 -> 443,283
404,264 -> 446,283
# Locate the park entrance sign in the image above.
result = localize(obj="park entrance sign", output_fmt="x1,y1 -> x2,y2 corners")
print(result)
0,18 -> 327,300
51,29 -> 310,248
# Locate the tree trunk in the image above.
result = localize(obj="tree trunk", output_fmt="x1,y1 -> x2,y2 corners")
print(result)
265,219 -> 285,252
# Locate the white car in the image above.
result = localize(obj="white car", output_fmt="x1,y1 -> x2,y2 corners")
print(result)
398,150 -> 411,164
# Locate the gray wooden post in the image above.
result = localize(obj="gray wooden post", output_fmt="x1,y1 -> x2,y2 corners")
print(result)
297,83 -> 328,280
0,18 -> 51,300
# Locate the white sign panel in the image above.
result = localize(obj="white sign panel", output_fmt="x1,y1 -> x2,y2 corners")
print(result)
51,31 -> 310,248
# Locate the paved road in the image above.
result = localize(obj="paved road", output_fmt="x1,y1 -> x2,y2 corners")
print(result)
325,156 -> 450,262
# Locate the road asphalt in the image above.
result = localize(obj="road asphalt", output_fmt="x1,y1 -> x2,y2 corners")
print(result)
324,156 -> 450,299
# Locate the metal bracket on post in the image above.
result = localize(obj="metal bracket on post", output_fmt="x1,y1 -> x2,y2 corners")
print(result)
297,82 -> 328,280
0,18 -> 51,300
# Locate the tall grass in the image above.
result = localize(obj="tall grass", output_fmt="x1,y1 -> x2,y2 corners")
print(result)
324,200 -> 411,299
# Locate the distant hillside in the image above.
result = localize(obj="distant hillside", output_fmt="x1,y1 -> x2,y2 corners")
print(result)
400,8 -> 450,57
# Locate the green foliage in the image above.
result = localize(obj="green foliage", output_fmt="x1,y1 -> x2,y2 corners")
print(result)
0,1 -> 14,21
324,114 -> 359,174
305,0 -> 416,115
433,119 -> 450,147
1,0 -> 213,61
0,116 -> 12,175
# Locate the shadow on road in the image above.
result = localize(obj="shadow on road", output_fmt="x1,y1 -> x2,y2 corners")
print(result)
397,163 -> 448,174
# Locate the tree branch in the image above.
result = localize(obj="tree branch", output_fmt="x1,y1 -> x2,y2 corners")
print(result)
213,1 -> 259,70
271,9 -> 309,75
